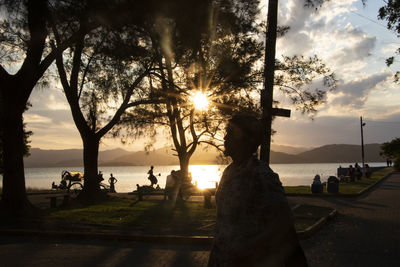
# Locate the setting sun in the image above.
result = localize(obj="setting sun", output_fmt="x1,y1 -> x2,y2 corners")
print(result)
189,165 -> 221,189
190,91 -> 209,111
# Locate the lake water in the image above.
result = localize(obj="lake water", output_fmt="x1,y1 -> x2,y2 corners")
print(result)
0,162 -> 386,193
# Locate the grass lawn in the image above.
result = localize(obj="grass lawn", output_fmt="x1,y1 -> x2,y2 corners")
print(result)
41,197 -> 333,236
46,198 -> 216,236
284,167 -> 393,195
3,167 -> 393,236
0,187 -> 51,195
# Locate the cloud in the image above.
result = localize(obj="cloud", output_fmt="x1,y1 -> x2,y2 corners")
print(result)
30,82 -> 69,111
273,113 -> 400,147
24,114 -> 52,124
328,71 -> 391,109
329,26 -> 377,65
29,109 -> 73,126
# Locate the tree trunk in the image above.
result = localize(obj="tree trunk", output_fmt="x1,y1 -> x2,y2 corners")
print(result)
1,99 -> 32,214
178,153 -> 190,178
78,136 -> 103,202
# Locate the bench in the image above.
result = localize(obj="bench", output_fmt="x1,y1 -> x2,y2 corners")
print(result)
45,194 -> 70,208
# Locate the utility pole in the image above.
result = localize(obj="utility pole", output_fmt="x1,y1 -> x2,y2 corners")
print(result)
260,0 -> 278,164
260,0 -> 290,164
360,116 -> 366,175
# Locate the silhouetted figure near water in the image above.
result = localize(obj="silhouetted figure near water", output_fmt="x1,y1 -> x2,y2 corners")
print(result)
347,165 -> 355,182
365,164 -> 372,178
147,166 -> 158,187
208,113 -> 307,267
355,163 -> 362,180
98,171 -> 104,183
51,181 -> 57,189
311,174 -> 323,193
108,173 -> 118,193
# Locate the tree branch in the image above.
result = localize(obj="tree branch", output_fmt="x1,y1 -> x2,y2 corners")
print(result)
78,52 -> 95,99
97,70 -> 150,138
35,21 -> 98,87
149,71 -> 185,93
188,109 -> 198,155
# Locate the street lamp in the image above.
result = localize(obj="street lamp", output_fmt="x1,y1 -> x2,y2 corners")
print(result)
360,116 -> 366,176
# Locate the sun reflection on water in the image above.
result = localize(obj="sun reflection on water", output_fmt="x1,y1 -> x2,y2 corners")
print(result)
189,165 -> 223,189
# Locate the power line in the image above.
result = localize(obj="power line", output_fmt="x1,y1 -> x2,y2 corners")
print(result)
364,119 -> 400,126
349,10 -> 388,30
365,119 -> 400,123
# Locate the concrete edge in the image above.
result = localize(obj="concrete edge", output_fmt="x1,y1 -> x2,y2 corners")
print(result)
356,171 -> 396,196
0,229 -> 214,246
297,209 -> 337,240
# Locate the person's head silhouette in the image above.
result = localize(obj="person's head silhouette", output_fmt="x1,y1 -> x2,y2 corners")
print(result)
224,113 -> 262,163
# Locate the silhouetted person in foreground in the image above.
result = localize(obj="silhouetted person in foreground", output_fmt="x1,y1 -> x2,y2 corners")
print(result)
208,113 -> 308,267
108,173 -> 118,193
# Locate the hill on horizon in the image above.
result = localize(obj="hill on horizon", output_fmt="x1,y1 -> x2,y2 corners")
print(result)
296,143 -> 385,163
24,143 -> 386,167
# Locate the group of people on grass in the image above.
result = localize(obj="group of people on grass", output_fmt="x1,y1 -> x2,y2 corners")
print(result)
340,163 -> 371,182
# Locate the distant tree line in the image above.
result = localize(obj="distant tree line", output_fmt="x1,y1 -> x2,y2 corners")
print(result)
381,138 -> 400,170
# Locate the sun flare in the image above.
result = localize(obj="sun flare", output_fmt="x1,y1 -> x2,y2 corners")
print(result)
189,165 -> 221,189
190,91 -> 209,111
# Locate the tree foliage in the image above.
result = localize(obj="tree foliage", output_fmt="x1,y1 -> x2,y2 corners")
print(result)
378,0 -> 400,82
119,0 -> 337,173
381,137 -> 400,170
275,55 -> 336,115
117,0 -> 263,173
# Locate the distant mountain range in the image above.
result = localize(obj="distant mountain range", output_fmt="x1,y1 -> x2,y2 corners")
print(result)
24,143 -> 386,167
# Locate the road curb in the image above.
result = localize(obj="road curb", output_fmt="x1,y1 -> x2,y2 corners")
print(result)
0,229 -> 214,246
356,171 -> 397,196
297,208 -> 337,240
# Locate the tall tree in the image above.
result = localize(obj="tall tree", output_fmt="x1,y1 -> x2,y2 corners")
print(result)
0,0 -> 135,212
0,0 -> 64,212
120,0 -> 263,179
121,0 -> 336,179
52,23 -> 156,201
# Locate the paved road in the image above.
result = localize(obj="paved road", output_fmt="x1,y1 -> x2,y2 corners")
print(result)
0,236 -> 210,267
1,173 -> 399,266
297,172 -> 400,267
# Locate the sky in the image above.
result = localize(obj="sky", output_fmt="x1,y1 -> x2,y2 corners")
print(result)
24,0 -> 400,151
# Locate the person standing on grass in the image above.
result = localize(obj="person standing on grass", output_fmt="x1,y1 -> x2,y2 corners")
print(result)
108,173 -> 118,193
147,166 -> 158,187
208,113 -> 308,267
